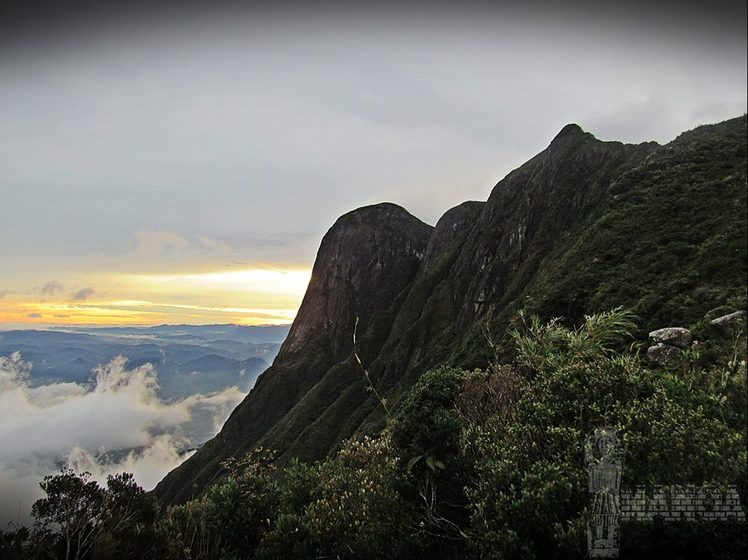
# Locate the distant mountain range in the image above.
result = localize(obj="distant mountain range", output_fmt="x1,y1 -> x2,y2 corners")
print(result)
0,324 -> 290,399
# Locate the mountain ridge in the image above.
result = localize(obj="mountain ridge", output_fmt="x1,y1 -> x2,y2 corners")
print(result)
154,115 -> 747,504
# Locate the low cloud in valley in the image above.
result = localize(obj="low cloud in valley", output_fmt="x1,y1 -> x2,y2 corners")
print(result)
0,352 -> 246,526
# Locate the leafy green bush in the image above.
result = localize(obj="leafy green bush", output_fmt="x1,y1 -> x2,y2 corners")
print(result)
391,366 -> 466,473
258,434 -> 413,559
157,448 -> 279,560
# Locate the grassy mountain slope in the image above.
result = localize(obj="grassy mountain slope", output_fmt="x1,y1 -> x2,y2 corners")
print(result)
526,116 -> 747,328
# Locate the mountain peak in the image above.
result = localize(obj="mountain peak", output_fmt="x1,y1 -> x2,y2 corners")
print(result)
552,123 -> 587,141
335,202 -> 423,227
280,201 -> 432,358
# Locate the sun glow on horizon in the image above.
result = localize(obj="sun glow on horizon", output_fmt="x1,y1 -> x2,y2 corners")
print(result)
0,266 -> 311,328
125,268 -> 312,295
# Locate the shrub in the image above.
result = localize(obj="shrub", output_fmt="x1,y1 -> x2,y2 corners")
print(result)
157,448 -> 279,560
465,309 -> 746,558
259,434 -> 411,560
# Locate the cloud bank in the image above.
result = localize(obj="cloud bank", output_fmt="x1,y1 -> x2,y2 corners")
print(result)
0,352 -> 246,527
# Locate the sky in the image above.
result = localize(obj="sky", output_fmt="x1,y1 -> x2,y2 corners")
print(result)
1,0 -> 746,328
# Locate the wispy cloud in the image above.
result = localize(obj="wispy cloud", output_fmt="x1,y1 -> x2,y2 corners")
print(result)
36,280 -> 64,298
198,235 -> 232,253
0,290 -> 10,299
26,313 -> 42,319
132,231 -> 190,258
72,287 -> 96,301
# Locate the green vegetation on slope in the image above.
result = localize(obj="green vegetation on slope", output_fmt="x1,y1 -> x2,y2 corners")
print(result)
425,116 -> 748,375
4,309 -> 745,559
526,117 -> 747,331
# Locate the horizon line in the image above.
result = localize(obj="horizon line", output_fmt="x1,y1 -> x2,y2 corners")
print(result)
0,322 -> 293,332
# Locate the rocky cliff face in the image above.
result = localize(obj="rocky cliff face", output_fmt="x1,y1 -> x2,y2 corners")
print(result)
421,201 -> 484,271
155,203 -> 432,504
282,203 -> 432,359
451,124 -> 658,327
155,116 -> 747,504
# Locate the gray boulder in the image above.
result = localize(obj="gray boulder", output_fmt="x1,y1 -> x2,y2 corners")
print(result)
710,310 -> 746,330
647,343 -> 684,366
648,327 -> 693,348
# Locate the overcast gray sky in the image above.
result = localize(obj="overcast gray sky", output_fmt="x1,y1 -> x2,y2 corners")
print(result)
0,1 -> 745,326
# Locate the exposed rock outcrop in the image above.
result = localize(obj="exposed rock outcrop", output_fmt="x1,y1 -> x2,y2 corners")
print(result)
647,343 -> 684,366
646,327 -> 694,365
710,310 -> 747,331
649,327 -> 694,349
282,202 -> 433,359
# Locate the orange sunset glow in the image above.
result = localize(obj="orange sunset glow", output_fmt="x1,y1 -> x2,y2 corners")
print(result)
0,267 -> 311,327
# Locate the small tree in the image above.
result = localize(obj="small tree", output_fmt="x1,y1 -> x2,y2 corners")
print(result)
31,470 -> 156,560
33,470 -> 106,560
